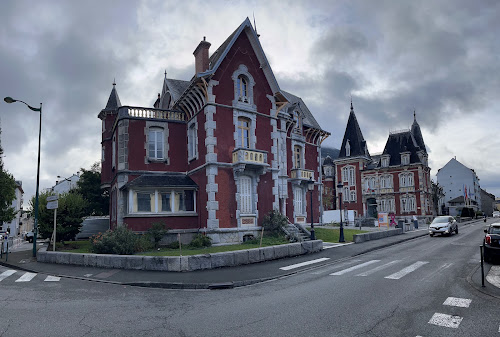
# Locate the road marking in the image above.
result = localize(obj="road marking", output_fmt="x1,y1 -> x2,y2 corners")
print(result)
280,257 -> 330,271
84,274 -> 93,277
356,260 -> 401,276
95,270 -> 121,279
323,242 -> 354,249
0,270 -> 17,281
428,313 -> 463,329
330,260 -> 380,276
15,272 -> 37,282
385,261 -> 428,280
44,275 -> 60,282
310,259 -> 362,275
422,262 -> 453,282
486,266 -> 500,288
443,297 -> 471,308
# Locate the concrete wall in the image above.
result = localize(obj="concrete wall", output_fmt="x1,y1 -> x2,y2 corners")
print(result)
37,240 -> 323,272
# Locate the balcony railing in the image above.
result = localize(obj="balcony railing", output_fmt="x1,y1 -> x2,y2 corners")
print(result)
291,168 -> 314,180
119,106 -> 186,121
380,188 -> 394,194
232,148 -> 268,165
399,186 -> 415,193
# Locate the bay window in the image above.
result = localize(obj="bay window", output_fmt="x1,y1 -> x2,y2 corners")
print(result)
130,189 -> 196,214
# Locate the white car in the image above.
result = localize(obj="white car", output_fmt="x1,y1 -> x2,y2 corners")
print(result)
493,211 -> 500,218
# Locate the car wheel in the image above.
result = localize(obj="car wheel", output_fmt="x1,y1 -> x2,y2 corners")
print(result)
29,238 -> 33,243
430,233 -> 434,237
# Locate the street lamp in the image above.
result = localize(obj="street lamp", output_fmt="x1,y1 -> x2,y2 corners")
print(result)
308,177 -> 316,240
4,97 -> 42,258
337,182 -> 345,243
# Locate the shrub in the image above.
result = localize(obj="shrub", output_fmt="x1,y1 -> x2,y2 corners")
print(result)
189,233 -> 212,248
90,226 -> 149,255
262,210 -> 287,234
166,241 -> 180,249
147,222 -> 169,248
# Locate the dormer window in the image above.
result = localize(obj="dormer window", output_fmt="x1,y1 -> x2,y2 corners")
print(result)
382,156 -> 390,168
293,111 -> 302,134
346,140 -> 351,157
237,75 -> 249,103
401,153 -> 410,165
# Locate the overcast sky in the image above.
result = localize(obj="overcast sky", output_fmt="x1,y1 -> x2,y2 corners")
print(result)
1,0 -> 499,205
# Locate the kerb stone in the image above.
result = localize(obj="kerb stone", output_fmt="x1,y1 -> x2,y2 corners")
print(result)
69,253 -> 85,266
288,242 -> 304,256
188,254 -> 212,271
233,250 -> 249,265
247,248 -> 261,263
210,252 -> 235,268
273,245 -> 289,259
125,256 -> 144,270
260,246 -> 275,261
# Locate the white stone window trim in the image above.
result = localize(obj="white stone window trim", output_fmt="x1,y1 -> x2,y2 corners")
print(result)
128,189 -> 196,215
145,121 -> 169,164
350,190 -> 357,202
381,155 -> 390,167
187,119 -> 199,161
291,139 -> 306,170
401,153 -> 410,165
233,110 -> 257,149
232,65 -> 256,111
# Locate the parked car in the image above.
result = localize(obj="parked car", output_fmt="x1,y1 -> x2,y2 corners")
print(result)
493,211 -> 500,218
429,216 -> 458,236
25,231 -> 35,243
483,223 -> 500,262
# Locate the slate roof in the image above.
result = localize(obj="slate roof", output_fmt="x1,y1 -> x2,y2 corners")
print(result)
281,90 -> 321,130
160,78 -> 191,108
337,102 -> 369,159
323,155 -> 334,166
411,115 -> 426,153
379,130 -> 421,167
448,196 -> 465,204
105,83 -> 121,110
123,174 -> 198,190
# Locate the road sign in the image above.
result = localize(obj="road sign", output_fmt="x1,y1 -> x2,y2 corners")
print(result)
47,195 -> 59,202
47,200 -> 59,209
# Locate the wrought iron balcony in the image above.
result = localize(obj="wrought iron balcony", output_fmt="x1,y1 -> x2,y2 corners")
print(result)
290,168 -> 314,181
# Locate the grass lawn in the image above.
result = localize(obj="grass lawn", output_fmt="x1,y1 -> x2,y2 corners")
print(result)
57,236 -> 289,256
311,227 -> 368,243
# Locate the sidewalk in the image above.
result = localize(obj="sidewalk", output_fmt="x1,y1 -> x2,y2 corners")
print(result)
0,220 -> 494,292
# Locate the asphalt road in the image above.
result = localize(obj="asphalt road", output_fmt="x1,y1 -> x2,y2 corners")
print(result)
1,221 -> 499,337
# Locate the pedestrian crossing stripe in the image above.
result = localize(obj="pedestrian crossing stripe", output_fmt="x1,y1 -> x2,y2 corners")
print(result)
0,270 -> 60,282
428,313 -> 463,329
15,272 -> 37,282
330,260 -> 380,276
356,260 -> 401,277
443,297 -> 471,308
384,261 -> 428,280
44,275 -> 60,282
0,270 -> 16,281
280,258 -> 330,271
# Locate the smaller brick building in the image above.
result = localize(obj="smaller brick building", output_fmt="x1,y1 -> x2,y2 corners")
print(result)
332,102 -> 432,224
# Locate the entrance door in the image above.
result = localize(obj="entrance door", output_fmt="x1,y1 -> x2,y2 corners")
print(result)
367,198 -> 378,218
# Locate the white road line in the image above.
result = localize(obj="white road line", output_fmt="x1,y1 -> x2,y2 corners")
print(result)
310,259 -> 362,275
0,270 -> 17,282
44,275 -> 61,282
422,262 -> 453,282
428,313 -> 463,329
279,258 -> 330,271
323,242 -> 354,249
15,272 -> 37,282
443,297 -> 471,308
356,260 -> 401,276
84,274 -> 93,277
330,260 -> 380,276
385,261 -> 428,280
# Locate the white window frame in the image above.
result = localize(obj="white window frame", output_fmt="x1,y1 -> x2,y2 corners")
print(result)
350,190 -> 356,202
294,145 -> 303,169
148,128 -> 164,160
294,187 -> 305,215
240,176 -> 253,214
343,187 -> 350,202
232,65 -> 256,110
348,166 -> 355,186
188,120 -> 198,161
128,189 -> 196,214
401,154 -> 410,165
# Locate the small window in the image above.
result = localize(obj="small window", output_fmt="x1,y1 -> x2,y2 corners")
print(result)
350,190 -> 356,202
238,117 -> 250,148
348,167 -> 355,186
293,111 -> 302,134
346,140 -> 351,157
237,75 -> 249,103
401,154 -> 410,165
136,192 -> 153,212
188,122 -> 197,159
382,157 -> 389,167
149,128 -> 164,160
294,145 -> 302,169
112,136 -> 116,169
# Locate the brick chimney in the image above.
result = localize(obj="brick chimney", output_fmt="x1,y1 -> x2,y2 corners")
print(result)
193,36 -> 211,74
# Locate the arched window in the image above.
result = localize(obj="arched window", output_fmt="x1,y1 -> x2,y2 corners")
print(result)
237,117 -> 250,148
237,75 -> 249,103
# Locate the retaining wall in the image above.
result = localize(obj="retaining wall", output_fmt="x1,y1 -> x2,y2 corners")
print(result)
353,228 -> 403,243
37,240 -> 323,272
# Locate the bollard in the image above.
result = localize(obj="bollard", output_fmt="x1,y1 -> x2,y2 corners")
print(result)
480,244 -> 485,288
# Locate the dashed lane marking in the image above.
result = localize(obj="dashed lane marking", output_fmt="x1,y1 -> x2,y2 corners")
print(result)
44,275 -> 61,282
280,258 -> 330,271
310,259 -> 361,275
443,297 -> 471,308
428,313 -> 463,329
15,272 -> 37,282
323,242 -> 354,249
385,261 -> 428,280
0,270 -> 17,282
330,260 -> 380,276
356,260 -> 401,276
84,274 -> 93,277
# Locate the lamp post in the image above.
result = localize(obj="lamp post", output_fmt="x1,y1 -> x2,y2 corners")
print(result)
337,182 -> 345,242
308,177 -> 315,240
4,97 -> 42,258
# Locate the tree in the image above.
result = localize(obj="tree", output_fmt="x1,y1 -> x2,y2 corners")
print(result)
431,181 -> 445,216
30,191 -> 88,241
74,162 -> 109,216
0,125 -> 17,224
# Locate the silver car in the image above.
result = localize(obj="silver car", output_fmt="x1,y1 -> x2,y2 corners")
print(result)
429,216 -> 458,236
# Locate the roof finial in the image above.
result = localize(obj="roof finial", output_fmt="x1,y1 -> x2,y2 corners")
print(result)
113,78 -> 116,86
414,109 -> 416,121
350,95 -> 354,112
253,12 -> 260,38
164,70 -> 167,79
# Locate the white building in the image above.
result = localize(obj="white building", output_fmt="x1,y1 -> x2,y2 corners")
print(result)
2,181 -> 23,236
52,174 -> 80,195
436,158 -> 481,216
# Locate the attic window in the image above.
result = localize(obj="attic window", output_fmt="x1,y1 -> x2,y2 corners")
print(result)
237,75 -> 249,103
382,156 -> 390,168
232,65 -> 255,109
401,154 -> 410,165
346,140 -> 351,157
293,111 -> 302,134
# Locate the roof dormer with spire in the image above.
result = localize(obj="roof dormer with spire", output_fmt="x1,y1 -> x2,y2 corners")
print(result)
336,100 -> 370,161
